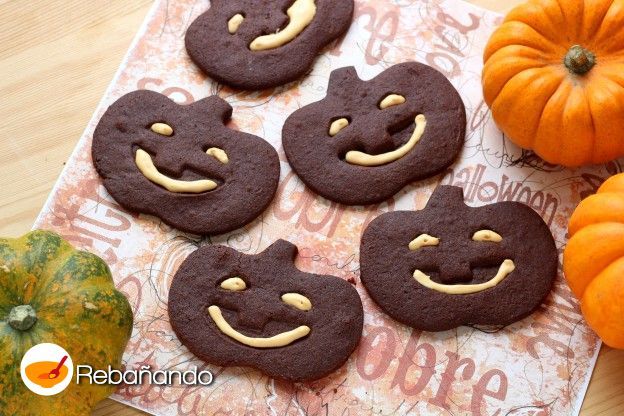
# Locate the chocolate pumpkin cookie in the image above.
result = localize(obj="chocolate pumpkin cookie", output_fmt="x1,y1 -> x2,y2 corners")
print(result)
360,186 -> 557,331
185,0 -> 354,90
92,90 -> 280,235
282,63 -> 466,205
168,240 -> 363,381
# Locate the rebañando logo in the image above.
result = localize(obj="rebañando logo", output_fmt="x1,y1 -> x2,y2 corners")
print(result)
21,342 -> 213,395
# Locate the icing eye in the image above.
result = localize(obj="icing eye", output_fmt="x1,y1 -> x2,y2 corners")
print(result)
150,122 -> 174,136
409,233 -> 440,250
220,277 -> 247,291
206,147 -> 229,164
281,293 -> 312,311
472,230 -> 502,242
329,118 -> 349,136
228,13 -> 244,34
379,94 -> 406,109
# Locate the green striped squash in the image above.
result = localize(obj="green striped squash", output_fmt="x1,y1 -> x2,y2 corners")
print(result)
0,230 -> 133,415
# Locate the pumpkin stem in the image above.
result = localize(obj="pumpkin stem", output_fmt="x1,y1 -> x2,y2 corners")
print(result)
8,305 -> 37,331
564,45 -> 596,75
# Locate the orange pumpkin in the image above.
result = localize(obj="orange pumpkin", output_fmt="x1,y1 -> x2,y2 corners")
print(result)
564,173 -> 624,348
483,0 -> 624,167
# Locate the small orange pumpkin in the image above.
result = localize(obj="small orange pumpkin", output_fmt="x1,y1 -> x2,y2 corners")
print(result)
483,0 -> 624,167
564,173 -> 624,348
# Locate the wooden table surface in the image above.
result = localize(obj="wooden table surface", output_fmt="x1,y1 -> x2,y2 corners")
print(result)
1,0 -> 623,415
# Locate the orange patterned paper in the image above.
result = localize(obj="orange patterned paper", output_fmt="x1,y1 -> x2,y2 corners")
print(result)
35,0 -> 611,415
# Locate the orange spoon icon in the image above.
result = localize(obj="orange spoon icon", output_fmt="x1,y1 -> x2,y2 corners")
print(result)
38,355 -> 68,380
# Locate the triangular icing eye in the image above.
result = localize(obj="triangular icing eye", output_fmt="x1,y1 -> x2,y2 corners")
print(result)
409,233 -> 440,250
379,94 -> 406,109
228,14 -> 244,34
472,230 -> 502,242
150,122 -> 174,136
206,147 -> 229,164
329,118 -> 350,136
281,293 -> 312,311
220,277 -> 247,291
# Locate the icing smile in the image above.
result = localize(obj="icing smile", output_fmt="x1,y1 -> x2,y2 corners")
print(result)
345,114 -> 427,167
133,122 -> 230,193
207,305 -> 311,348
413,259 -> 516,295
135,149 -> 218,193
248,0 -> 317,51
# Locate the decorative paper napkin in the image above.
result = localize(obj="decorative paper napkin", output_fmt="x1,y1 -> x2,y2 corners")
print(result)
35,0 -> 612,414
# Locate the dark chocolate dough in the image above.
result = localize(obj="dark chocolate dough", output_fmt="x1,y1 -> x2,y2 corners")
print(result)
185,0 -> 354,90
168,240 -> 364,381
360,186 -> 557,331
92,90 -> 280,235
282,62 -> 466,205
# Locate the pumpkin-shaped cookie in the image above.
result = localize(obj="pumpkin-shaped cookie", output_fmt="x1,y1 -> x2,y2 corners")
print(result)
185,0 -> 354,90
360,186 -> 557,331
92,90 -> 280,235
282,63 -> 466,205
564,173 -> 624,348
168,240 -> 363,381
483,0 -> 624,166
0,230 -> 133,415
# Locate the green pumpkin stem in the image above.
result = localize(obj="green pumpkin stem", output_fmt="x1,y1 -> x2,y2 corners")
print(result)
8,305 -> 37,331
564,45 -> 596,75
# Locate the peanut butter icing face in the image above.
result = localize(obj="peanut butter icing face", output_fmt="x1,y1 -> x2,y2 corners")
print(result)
167,240 -> 364,381
185,0 -> 354,90
91,90 -> 280,235
282,62 -> 466,206
360,186 -> 558,332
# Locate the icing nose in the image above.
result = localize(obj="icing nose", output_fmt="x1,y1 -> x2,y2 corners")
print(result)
438,260 -> 473,284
